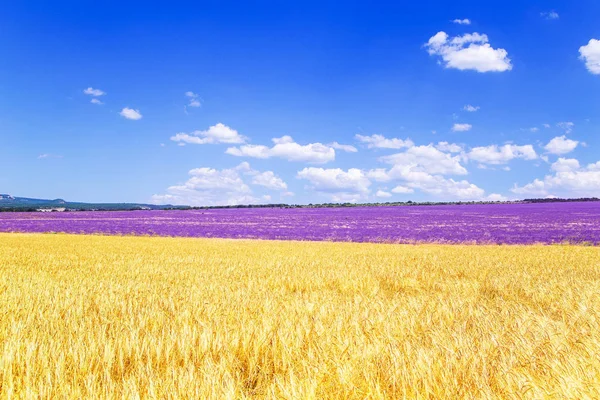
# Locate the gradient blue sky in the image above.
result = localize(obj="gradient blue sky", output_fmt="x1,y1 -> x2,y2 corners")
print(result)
1,1 -> 600,205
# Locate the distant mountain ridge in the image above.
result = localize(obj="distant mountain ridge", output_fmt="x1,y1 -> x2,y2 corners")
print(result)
0,194 -> 183,211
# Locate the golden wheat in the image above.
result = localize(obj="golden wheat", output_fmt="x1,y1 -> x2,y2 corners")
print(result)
1,233 -> 599,399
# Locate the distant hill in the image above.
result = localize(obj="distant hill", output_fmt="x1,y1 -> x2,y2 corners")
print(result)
0,194 -> 187,212
1,193 -> 598,212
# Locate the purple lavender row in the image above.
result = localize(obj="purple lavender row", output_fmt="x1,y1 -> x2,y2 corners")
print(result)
1,202 -> 599,245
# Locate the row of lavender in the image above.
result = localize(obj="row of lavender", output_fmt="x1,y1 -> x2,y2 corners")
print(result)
1,202 -> 599,244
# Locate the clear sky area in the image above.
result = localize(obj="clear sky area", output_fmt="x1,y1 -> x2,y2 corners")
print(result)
1,1 -> 599,205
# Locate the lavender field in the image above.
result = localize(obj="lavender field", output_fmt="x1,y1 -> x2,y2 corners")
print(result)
1,202 -> 599,244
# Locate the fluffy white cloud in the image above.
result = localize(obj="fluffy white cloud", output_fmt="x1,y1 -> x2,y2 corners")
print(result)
579,39 -> 600,74
391,185 -> 414,194
355,134 -> 414,149
436,141 -> 463,153
463,104 -> 479,112
366,168 -> 392,182
330,193 -> 365,203
551,158 -> 580,172
408,175 -> 485,199
83,87 -> 105,96
452,123 -> 472,132
152,164 -> 252,206
329,142 -> 358,153
185,91 -> 201,107
381,145 -> 468,175
251,171 -> 288,191
452,19 -> 471,25
152,163 -> 287,206
541,11 -> 559,20
485,193 -> 508,201
467,144 -> 537,164
90,98 -> 103,105
425,31 -> 512,72
588,161 -> 600,171
297,167 -> 371,194
375,190 -> 392,198
300,152 -> 484,200
544,135 -> 579,155
372,163 -> 483,199
120,108 -> 142,120
227,136 -> 335,163
171,123 -> 247,145
512,158 -> 600,197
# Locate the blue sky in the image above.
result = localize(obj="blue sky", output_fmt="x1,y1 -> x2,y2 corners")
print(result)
1,1 -> 600,205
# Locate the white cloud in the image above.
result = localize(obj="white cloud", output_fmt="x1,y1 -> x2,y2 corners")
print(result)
185,91 -> 201,107
485,193 -> 508,201
544,135 -> 578,155
152,165 -> 252,206
381,145 -> 468,175
425,31 -> 512,72
375,190 -> 392,198
355,134 -> 414,149
551,158 -> 580,172
543,124 -> 551,128
366,168 -> 392,182
83,87 -> 105,97
407,175 -> 485,199
463,104 -> 479,112
305,154 -> 483,200
452,19 -> 471,25
120,108 -> 142,120
329,142 -> 358,153
330,193 -> 365,203
579,39 -> 600,74
152,163 -> 285,206
171,123 -> 247,145
511,179 -> 548,197
529,127 -> 539,132
512,158 -> 600,197
372,163 -> 483,199
467,144 -> 537,165
557,121 -> 574,134
588,161 -> 600,171
436,141 -> 463,153
90,98 -> 103,105
452,123 -> 472,132
391,185 -> 414,194
251,171 -> 288,191
227,136 -> 335,163
541,11 -> 559,20
297,167 -> 371,194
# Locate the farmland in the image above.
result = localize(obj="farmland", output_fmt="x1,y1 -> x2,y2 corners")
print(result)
1,201 -> 600,244
2,233 -> 600,398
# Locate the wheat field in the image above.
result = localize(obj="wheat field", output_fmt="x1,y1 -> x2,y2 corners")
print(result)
1,233 -> 600,399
